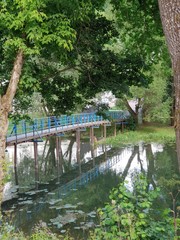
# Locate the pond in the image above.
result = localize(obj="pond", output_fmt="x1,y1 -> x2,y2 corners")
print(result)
2,135 -> 180,239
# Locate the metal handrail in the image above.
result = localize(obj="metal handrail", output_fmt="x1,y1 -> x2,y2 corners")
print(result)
7,111 -> 129,139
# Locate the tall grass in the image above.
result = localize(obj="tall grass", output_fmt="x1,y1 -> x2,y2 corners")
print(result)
101,125 -> 175,146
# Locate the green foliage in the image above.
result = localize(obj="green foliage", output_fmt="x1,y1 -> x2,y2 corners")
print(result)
126,116 -> 136,131
130,62 -> 172,124
36,7 -> 149,115
110,0 -> 166,62
0,0 -> 76,54
90,174 -> 174,239
30,227 -> 73,240
0,223 -> 72,240
103,125 -> 175,147
1,0 -> 153,117
0,222 -> 25,240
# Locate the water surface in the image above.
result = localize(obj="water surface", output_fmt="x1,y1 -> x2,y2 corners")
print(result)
2,136 -> 180,238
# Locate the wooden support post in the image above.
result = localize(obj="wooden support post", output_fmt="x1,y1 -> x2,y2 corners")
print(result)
56,136 -> 63,178
104,124 -> 107,139
90,127 -> 97,166
34,141 -> 39,188
56,137 -> 59,165
90,127 -> 94,146
121,122 -> 124,132
104,145 -> 107,161
56,136 -> 60,181
76,129 -> 81,174
14,143 -> 18,186
114,123 -> 117,137
101,125 -> 103,138
59,137 -> 63,174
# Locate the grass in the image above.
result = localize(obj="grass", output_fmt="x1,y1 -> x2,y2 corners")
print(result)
100,124 -> 176,147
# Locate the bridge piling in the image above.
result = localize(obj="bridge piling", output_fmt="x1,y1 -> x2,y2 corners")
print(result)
103,124 -> 107,138
114,123 -> 117,137
121,122 -> 124,132
56,136 -> 60,182
55,136 -> 63,179
34,141 -> 39,188
14,143 -> 18,186
101,125 -> 103,138
90,127 -> 94,147
76,129 -> 81,174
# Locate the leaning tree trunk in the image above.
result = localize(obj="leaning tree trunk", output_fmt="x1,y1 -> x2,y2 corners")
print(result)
158,0 -> 180,172
0,50 -> 23,205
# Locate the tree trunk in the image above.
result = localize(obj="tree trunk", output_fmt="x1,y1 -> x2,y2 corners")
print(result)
0,50 -> 23,205
123,98 -> 138,123
158,0 -> 180,172
0,103 -> 9,203
174,58 -> 180,172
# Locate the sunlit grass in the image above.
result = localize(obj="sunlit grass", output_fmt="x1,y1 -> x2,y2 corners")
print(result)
101,125 -> 175,147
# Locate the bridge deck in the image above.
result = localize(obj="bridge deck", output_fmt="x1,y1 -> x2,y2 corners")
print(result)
6,111 -> 129,146
6,120 -> 109,146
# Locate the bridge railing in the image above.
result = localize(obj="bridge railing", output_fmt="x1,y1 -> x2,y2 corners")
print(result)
7,111 -> 129,139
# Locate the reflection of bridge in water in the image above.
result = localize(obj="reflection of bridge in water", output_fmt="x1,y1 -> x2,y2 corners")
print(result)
5,111 -> 129,188
3,145 -> 138,231
2,110 -> 133,231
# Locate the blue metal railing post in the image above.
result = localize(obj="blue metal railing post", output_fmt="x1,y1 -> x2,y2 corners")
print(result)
48,117 -> 51,132
40,119 -> 44,134
14,124 -> 17,142
24,121 -> 27,138
55,117 -> 58,131
33,123 -> 35,136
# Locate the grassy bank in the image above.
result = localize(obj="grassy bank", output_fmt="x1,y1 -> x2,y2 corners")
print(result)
101,124 -> 176,146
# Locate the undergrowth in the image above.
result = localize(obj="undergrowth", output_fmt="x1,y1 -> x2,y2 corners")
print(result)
101,125 -> 175,147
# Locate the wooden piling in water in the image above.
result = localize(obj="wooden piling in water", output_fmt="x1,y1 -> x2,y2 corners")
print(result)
90,127 -> 94,146
34,141 -> 39,187
76,129 -> 81,174
76,129 -> 80,163
56,136 -> 63,177
14,143 -> 18,186
114,123 -> 117,136
103,124 -> 107,138
121,122 -> 124,132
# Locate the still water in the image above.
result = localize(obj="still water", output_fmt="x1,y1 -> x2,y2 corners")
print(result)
2,135 -> 180,238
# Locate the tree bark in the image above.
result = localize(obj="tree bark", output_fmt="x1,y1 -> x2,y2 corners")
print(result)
174,59 -> 180,172
123,98 -> 138,123
0,50 -> 23,205
158,0 -> 180,172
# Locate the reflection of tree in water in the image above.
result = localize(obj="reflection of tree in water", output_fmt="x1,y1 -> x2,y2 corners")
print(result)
121,143 -> 178,192
145,144 -> 157,190
15,155 -> 38,190
13,138 -> 58,189
10,141 -> 180,210
11,136 -> 104,191
42,137 -> 56,175
121,146 -> 139,181
63,137 -> 76,172
152,145 -> 180,207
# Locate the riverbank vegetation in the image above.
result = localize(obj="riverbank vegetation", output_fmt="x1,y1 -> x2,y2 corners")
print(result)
102,124 -> 175,147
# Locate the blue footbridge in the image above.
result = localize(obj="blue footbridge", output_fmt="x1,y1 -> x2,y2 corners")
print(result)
6,110 -> 130,146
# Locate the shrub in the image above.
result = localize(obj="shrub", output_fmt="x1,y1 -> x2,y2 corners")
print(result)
90,174 -> 174,240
